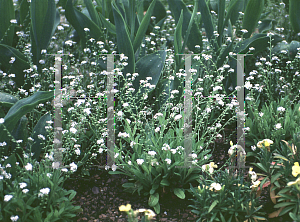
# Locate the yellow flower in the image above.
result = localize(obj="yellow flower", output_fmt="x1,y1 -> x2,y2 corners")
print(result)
264,140 -> 270,147
209,162 -> 218,168
250,180 -> 260,189
287,177 -> 300,186
249,167 -> 253,172
119,204 -> 131,212
133,209 -> 156,220
257,139 -> 273,151
292,162 -> 300,177
230,141 -> 233,147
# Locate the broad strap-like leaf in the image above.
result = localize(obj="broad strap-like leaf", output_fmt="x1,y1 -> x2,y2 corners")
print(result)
0,0 -> 15,46
65,0 -> 104,48
84,0 -> 101,27
289,0 -> 300,33
217,0 -> 225,47
3,91 -> 54,133
174,9 -> 183,68
0,92 -> 19,108
242,0 -> 264,39
31,0 -> 57,64
0,44 -> 30,89
111,0 -> 135,76
98,12 -> 116,35
133,0 -> 157,53
27,112 -> 52,161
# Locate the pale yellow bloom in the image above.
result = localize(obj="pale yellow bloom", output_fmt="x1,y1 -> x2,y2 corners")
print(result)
250,180 -> 260,189
209,162 -> 218,168
257,139 -> 273,151
133,208 -> 156,220
119,204 -> 131,212
287,177 -> 300,186
292,162 -> 300,177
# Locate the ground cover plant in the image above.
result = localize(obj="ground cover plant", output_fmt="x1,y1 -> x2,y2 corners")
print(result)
0,0 -> 300,221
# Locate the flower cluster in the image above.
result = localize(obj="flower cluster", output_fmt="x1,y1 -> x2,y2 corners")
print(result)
202,162 -> 218,174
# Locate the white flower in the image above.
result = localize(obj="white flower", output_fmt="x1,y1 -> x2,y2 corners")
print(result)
137,159 -> 144,165
46,173 -> 52,178
275,123 -> 282,129
70,127 -> 77,134
24,163 -> 33,171
10,215 -> 19,221
259,112 -> 264,117
70,162 -> 77,172
84,28 -> 90,32
148,151 -> 156,156
155,127 -> 160,133
277,107 -> 285,112
244,81 -> 252,90
75,148 -> 80,155
19,182 -> 27,189
128,160 -> 132,165
165,158 -> 171,164
98,148 -> 104,153
38,188 -> 50,197
122,103 -> 129,107
97,139 -> 104,144
117,111 -> 123,117
4,194 -> 13,202
83,108 -> 91,115
10,19 -> 17,24
0,118 -> 4,124
191,153 -> 197,159
111,164 -> 117,171
251,145 -> 256,151
174,114 -> 182,121
22,189 -> 29,194
210,182 -> 222,191
170,149 -> 177,154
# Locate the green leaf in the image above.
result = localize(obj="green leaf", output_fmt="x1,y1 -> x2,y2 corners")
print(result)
0,0 -> 15,46
0,44 -> 30,89
233,33 -> 282,55
174,9 -> 183,69
131,50 -> 167,113
20,0 -> 30,26
153,202 -> 160,214
10,115 -> 28,153
160,178 -> 170,186
271,172 -> 282,184
173,188 -> 185,199
31,0 -> 57,64
27,112 -> 52,161
208,200 -> 219,213
289,40 -> 300,60
1,91 -> 54,133
111,0 -> 135,76
289,0 -> 300,33
65,0 -> 104,48
98,12 -> 116,35
0,92 -> 19,108
133,0 -> 156,53
198,0 -> 218,51
274,202 -> 295,208
225,0 -> 244,27
242,0 -> 264,38
217,0 -> 225,47
84,0 -> 101,27
148,193 -> 159,207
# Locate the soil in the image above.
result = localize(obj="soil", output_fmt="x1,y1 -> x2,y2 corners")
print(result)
62,126 -> 292,222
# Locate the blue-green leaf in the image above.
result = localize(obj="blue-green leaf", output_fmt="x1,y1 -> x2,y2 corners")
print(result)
0,0 -> 15,46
